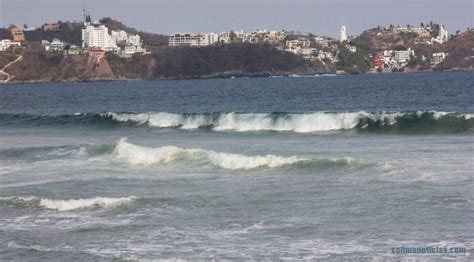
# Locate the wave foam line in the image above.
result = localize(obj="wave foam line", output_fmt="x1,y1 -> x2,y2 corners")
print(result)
0,196 -> 138,211
115,138 -> 308,170
1,111 -> 472,133
104,111 -> 474,133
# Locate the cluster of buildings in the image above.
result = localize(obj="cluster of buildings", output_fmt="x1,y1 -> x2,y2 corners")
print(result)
168,28 -> 347,62
367,24 -> 450,71
79,14 -> 146,57
378,48 -> 416,69
169,32 -> 223,47
389,24 -> 449,45
0,27 -> 24,51
169,29 -> 286,47
371,48 -> 446,71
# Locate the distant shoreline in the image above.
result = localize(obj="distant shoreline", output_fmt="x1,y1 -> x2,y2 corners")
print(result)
1,69 -> 472,86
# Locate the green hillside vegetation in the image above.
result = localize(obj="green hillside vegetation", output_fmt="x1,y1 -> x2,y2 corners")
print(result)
336,46 -> 371,74
107,43 -> 326,79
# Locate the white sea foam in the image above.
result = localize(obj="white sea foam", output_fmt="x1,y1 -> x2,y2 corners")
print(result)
429,110 -> 450,120
213,112 -> 364,132
39,197 -> 138,211
104,111 -> 471,133
0,196 -> 138,211
115,138 -> 308,170
8,241 -> 53,252
463,114 -> 473,120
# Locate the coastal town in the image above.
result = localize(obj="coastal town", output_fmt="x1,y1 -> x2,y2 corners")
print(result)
0,9 -> 473,82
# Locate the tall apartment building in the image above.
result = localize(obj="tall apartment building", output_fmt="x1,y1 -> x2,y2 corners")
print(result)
82,23 -> 117,51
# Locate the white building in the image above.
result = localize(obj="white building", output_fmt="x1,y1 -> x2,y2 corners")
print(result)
111,30 -> 141,47
432,25 -> 448,44
340,25 -> 347,42
203,33 -> 219,45
128,34 -> 141,47
124,44 -> 137,55
346,44 -> 357,52
111,30 -> 129,43
0,39 -> 21,51
393,48 -> 415,66
218,32 -> 231,43
314,36 -> 330,48
169,32 -> 223,47
49,38 -> 65,51
169,33 -> 207,47
82,23 -> 118,51
431,52 -> 446,64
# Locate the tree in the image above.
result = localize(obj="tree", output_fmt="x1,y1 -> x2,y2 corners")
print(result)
229,31 -> 236,41
420,22 -> 425,28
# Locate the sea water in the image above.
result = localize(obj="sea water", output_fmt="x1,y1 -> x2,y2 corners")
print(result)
0,72 -> 473,260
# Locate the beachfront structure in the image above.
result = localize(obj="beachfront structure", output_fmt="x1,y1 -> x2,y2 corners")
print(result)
340,25 -> 347,42
82,23 -> 118,51
371,54 -> 384,69
394,48 -> 415,64
0,39 -> 21,51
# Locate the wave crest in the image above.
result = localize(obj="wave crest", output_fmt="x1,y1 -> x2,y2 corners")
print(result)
115,138 -> 308,170
105,111 -> 474,133
1,111 -> 472,133
0,196 -> 138,211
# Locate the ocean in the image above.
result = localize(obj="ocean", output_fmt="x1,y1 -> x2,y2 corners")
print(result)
0,72 -> 472,261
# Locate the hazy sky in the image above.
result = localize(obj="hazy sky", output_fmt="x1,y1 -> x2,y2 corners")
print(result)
0,0 -> 472,37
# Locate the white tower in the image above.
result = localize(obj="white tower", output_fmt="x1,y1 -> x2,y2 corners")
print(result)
340,25 -> 347,42
439,25 -> 448,43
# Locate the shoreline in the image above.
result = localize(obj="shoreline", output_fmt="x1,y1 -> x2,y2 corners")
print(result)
1,69 -> 473,85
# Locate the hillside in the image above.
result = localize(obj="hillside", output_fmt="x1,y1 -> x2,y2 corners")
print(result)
1,19 -> 472,83
3,43 -> 326,82
436,29 -> 474,71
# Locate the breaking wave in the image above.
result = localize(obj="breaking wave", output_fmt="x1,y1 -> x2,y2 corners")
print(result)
0,111 -> 472,133
115,138 -> 308,170
0,196 -> 138,211
0,139 -> 360,170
